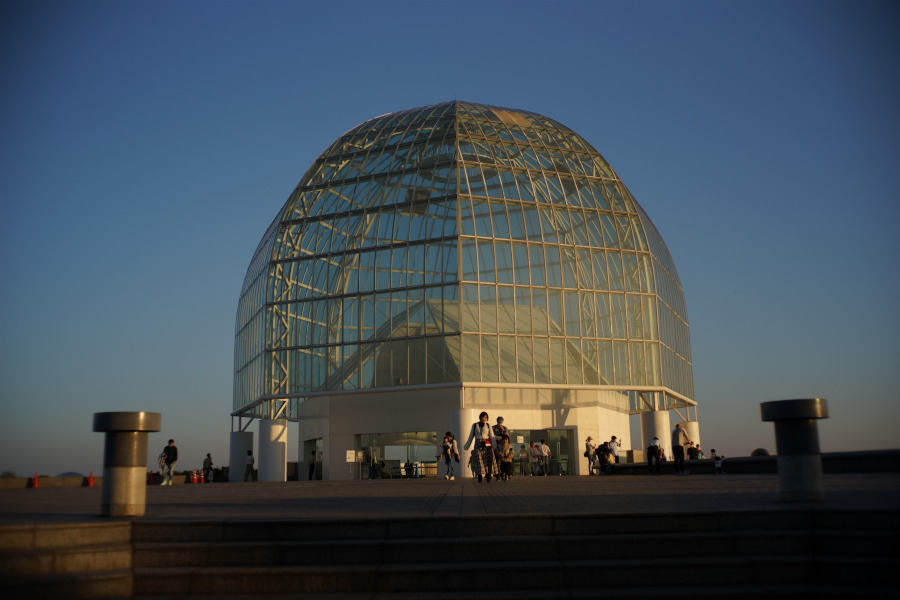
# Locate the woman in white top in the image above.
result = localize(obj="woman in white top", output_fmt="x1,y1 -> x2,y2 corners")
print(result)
463,411 -> 498,482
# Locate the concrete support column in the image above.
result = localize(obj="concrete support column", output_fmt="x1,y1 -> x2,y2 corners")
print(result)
258,419 -> 288,482
92,412 -> 161,517
640,409 -> 670,457
229,431 -> 254,482
449,408 -> 474,479
676,421 -> 701,449
761,398 -> 829,502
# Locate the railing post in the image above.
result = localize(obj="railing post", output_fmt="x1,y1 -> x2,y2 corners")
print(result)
760,398 -> 829,502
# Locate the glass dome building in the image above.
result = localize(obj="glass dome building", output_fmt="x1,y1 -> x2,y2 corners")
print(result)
231,101 -> 697,481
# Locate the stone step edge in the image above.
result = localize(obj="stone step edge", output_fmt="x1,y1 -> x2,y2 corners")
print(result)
0,568 -> 132,588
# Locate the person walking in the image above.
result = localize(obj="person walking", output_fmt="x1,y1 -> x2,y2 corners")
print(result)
584,436 -> 597,475
244,450 -> 256,482
497,435 -> 514,481
160,439 -> 178,485
308,452 -> 316,481
437,431 -> 459,480
528,441 -> 542,476
609,436 -> 621,464
463,411 -> 498,483
202,453 -> 213,482
647,437 -> 661,475
539,439 -> 552,476
492,416 -> 509,440
671,423 -> 693,475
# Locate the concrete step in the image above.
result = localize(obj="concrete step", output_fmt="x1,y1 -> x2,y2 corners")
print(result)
0,542 -> 131,577
130,555 -> 900,595
2,568 -> 132,600
131,530 -> 899,569
0,522 -> 131,550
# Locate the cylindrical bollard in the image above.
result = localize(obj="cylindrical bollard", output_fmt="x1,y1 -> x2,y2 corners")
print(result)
93,412 -> 161,516
760,399 -> 829,502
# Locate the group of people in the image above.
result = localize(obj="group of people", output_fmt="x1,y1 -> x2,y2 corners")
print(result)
156,439 -> 220,484
584,435 -> 621,475
646,423 -> 701,475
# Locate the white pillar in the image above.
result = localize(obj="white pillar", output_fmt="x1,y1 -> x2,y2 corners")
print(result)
640,410 -> 670,458
676,421 -> 700,449
258,419 -> 287,482
229,431 -> 253,482
449,408 -> 474,479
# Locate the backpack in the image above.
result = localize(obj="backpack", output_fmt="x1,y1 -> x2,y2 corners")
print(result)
157,452 -> 166,468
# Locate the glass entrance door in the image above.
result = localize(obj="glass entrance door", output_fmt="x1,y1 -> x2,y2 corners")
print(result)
506,429 -> 574,476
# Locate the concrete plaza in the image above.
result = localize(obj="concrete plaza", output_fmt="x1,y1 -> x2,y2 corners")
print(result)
1,473 -> 897,526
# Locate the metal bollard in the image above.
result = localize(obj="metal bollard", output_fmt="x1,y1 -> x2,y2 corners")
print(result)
760,398 -> 829,502
93,412 -> 161,516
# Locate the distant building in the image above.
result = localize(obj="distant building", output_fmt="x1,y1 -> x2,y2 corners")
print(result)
230,101 -> 697,481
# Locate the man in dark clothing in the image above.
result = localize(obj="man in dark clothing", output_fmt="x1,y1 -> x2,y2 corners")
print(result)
202,454 -> 213,482
647,437 -> 661,475
671,424 -> 693,475
687,443 -> 699,460
161,439 -> 178,486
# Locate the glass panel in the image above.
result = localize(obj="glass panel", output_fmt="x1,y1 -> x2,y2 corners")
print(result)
523,203 -> 542,241
576,248 -> 593,289
480,284 -> 498,333
391,290 -> 407,337
478,240 -> 496,282
532,288 -> 549,335
507,202 -> 527,239
472,198 -> 493,236
408,288 -> 425,336
537,205 -> 557,242
598,340 -> 613,384
499,335 -> 517,383
611,293 -> 626,339
564,291 -> 581,337
424,286 -> 442,334
554,208 -> 573,245
481,334 -> 499,382
639,254 -> 655,293
409,338 -> 426,385
534,337 -> 550,383
490,201 -> 510,238
643,296 -> 658,341
461,283 -> 479,332
623,252 -> 640,293
495,241 -> 514,284
359,250 -> 376,292
607,251 -> 624,291
627,294 -> 643,339
550,338 -> 565,384
425,243 -> 442,285
461,238 -> 478,281
515,287 -> 532,335
392,339 -> 408,386
516,171 -> 536,201
391,246 -> 407,288
497,286 -> 516,334
583,339 -> 599,385
566,339 -> 582,384
517,337 -> 534,383
591,250 -> 608,290
426,336 -> 443,383
443,284 -> 460,332
545,246 -> 562,287
595,292 -> 611,338
459,199 -> 476,236
613,340 -> 629,385
580,291 -> 596,337
513,243 -> 530,285
443,239 -> 458,282
374,341 -> 391,387
343,297 -> 359,342
361,295 -> 376,341
561,247 -> 578,288
600,213 -> 618,247
630,341 -> 646,385
408,244 -> 426,286
445,335 -> 461,382
528,244 -> 545,286
645,342 -> 660,385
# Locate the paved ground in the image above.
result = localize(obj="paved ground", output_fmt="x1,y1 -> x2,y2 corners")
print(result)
0,473 -> 897,525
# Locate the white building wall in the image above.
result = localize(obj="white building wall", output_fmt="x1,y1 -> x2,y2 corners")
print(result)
297,385 -> 631,481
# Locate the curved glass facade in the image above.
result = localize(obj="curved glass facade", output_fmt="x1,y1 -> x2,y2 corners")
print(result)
234,101 -> 693,413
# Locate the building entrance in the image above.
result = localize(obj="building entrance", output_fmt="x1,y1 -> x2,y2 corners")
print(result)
303,438 -> 323,480
354,431 -> 439,479
506,429 -> 574,476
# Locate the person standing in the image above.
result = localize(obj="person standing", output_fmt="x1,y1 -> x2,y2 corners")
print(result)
202,453 -> 213,482
687,443 -> 699,460
584,437 -> 596,475
671,423 -> 693,475
463,411 -> 498,483
492,416 -> 508,440
609,436 -> 621,464
308,452 -> 316,481
497,435 -> 514,482
696,446 -> 705,460
539,439 -> 552,476
528,442 -> 542,476
161,439 -> 178,486
437,432 -> 459,480
244,450 -> 256,482
647,437 -> 661,475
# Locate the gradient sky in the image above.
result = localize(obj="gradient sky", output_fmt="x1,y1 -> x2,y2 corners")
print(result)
1,0 -> 898,477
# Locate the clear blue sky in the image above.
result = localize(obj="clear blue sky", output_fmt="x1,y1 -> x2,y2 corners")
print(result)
1,1 -> 897,476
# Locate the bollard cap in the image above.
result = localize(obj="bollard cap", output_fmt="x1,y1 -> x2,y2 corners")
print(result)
760,399 -> 828,422
93,412 -> 161,432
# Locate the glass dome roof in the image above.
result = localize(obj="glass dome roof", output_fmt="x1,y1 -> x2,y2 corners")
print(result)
234,101 -> 692,415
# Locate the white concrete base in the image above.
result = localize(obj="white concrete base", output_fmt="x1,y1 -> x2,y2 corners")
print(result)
777,454 -> 824,502
258,419 -> 287,482
101,466 -> 146,516
229,431 -> 253,483
640,410 -> 671,456
676,421 -> 701,450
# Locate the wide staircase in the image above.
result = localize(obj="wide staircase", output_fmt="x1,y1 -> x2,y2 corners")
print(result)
2,509 -> 897,599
